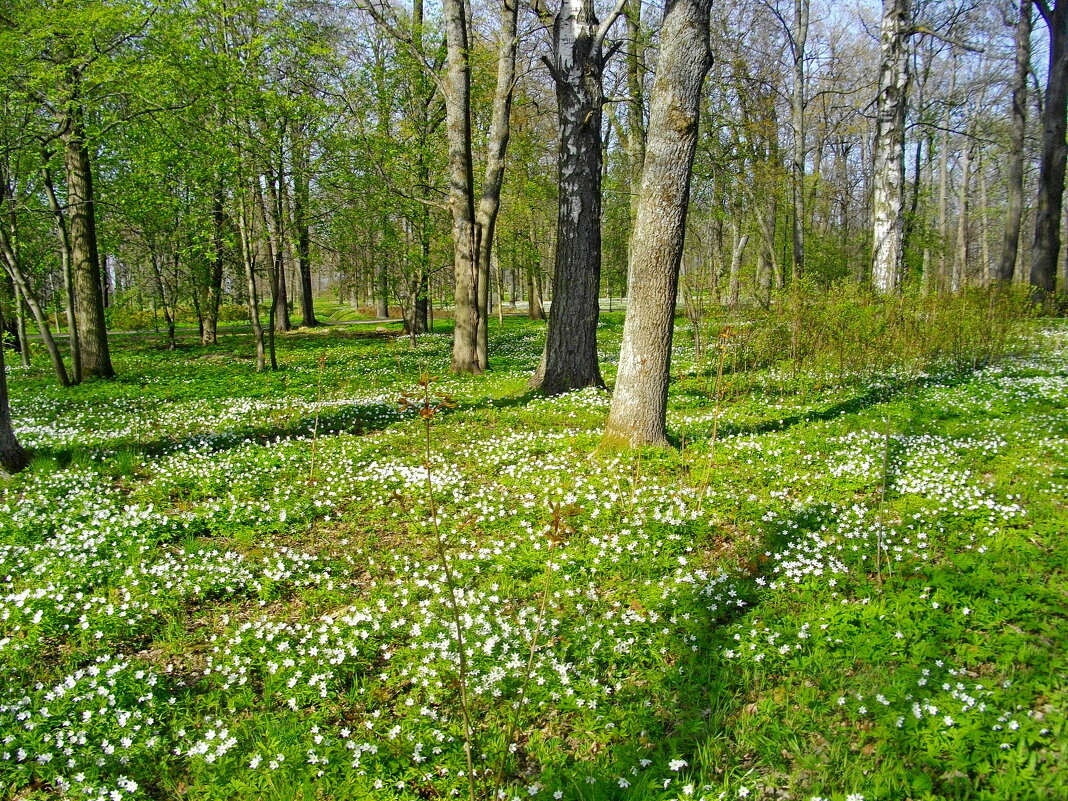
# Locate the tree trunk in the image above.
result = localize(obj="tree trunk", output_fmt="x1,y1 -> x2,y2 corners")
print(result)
445,0 -> 482,374
532,0 -> 622,393
870,0 -> 911,293
728,228 -> 748,307
237,189 -> 266,372
14,285 -> 29,368
626,0 -> 647,227
790,0 -> 809,282
474,0 -> 520,371
954,138 -> 972,291
263,172 -> 291,333
41,160 -> 80,383
1030,0 -> 1068,295
62,92 -> 114,378
997,0 -> 1031,283
0,304 -> 27,475
0,248 -> 70,386
201,184 -> 225,345
292,132 -> 317,327
602,0 -> 712,448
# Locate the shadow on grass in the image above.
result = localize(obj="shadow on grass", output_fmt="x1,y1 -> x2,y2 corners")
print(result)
27,400 -> 405,467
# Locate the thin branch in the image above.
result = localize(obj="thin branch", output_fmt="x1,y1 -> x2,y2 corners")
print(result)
594,0 -> 628,51
910,25 -> 983,53
1034,0 -> 1052,25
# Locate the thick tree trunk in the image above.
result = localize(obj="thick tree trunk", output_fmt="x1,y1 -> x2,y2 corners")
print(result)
0,305 -> 27,475
444,0 -> 482,374
602,0 -> 712,448
62,96 -> 113,378
474,0 -> 520,371
533,0 -> 621,394
997,0 -> 1032,283
1030,0 -> 1068,295
870,0 -> 911,293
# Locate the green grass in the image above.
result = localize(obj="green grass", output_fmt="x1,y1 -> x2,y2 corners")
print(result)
0,312 -> 1065,801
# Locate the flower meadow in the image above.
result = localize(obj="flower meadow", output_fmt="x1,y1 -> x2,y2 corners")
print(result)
1,315 -> 1065,801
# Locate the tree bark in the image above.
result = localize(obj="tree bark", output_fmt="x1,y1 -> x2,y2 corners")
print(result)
442,0 -> 481,374
475,0 -> 520,371
997,0 -> 1032,283
1029,0 -> 1068,295
602,0 -> 712,448
954,136 -> 972,291
790,0 -> 809,281
237,187 -> 266,372
292,131 -> 317,327
41,160 -> 80,382
201,184 -> 225,345
532,0 -> 622,393
625,0 -> 646,226
62,85 -> 114,378
870,0 -> 911,293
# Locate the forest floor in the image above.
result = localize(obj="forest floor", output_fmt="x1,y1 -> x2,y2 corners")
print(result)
1,313 -> 1066,801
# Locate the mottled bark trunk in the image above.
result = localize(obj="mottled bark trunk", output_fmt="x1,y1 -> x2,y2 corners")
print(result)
997,0 -> 1031,283
62,95 -> 113,378
0,304 -> 27,475
444,0 -> 482,374
1030,0 -> 1068,295
475,0 -> 519,370
533,0 -> 619,393
603,0 -> 711,448
870,0 -> 911,293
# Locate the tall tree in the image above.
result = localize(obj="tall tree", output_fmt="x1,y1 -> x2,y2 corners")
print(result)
475,0 -> 520,371
1029,0 -> 1068,295
442,0 -> 481,374
530,0 -> 625,394
790,0 -> 810,280
871,0 -> 911,293
996,0 -> 1032,283
603,0 -> 712,448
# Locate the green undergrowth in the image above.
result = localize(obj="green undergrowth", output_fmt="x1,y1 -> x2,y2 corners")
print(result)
1,304 -> 1065,801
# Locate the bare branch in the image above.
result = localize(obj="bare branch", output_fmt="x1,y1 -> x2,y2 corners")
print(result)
594,0 -> 628,51
910,25 -> 983,53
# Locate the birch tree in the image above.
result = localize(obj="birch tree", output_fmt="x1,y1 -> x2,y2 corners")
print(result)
530,0 -> 625,394
871,0 -> 911,293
